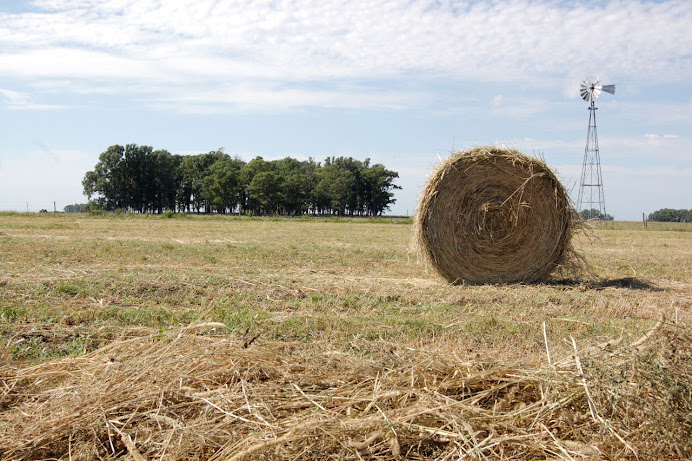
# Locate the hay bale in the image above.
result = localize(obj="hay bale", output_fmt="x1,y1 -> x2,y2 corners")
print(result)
415,146 -> 575,284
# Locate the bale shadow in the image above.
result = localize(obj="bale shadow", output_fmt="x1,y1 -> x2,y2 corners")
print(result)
545,276 -> 663,292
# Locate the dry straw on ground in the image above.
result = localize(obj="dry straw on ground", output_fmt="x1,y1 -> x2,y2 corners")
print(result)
416,146 -> 577,284
1,320 -> 690,460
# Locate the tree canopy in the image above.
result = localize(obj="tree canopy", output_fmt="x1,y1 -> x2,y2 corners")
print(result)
578,209 -> 614,221
63,203 -> 88,213
83,144 -> 400,216
648,208 -> 692,222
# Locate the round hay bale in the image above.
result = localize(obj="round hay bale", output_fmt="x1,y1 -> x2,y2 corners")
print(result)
415,146 -> 575,284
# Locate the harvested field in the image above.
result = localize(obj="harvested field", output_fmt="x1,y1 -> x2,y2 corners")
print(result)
1,213 -> 691,460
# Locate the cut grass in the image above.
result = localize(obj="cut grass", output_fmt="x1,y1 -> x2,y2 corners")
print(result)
1,214 -> 688,363
0,214 -> 690,459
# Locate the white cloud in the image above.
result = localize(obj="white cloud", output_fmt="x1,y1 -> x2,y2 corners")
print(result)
151,82 -> 432,113
643,133 -> 680,144
608,100 -> 692,126
606,164 -> 692,178
0,88 -> 29,105
0,0 -> 690,111
0,48 -> 155,80
0,87 -> 71,110
603,133 -> 692,162
511,132 -> 692,166
490,95 -> 503,108
488,95 -> 555,117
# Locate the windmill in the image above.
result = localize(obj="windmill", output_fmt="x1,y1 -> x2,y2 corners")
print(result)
577,77 -> 615,220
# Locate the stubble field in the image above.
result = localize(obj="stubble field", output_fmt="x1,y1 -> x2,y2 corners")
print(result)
0,213 -> 690,460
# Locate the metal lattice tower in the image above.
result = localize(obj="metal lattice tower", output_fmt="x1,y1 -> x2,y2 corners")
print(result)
576,77 -> 614,219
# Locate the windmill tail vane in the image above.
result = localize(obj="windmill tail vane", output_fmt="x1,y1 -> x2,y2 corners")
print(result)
579,77 -> 615,104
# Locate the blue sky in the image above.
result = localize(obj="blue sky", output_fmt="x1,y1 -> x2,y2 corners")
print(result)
1,0 -> 690,219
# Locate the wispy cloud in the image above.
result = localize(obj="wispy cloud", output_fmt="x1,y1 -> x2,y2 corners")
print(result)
0,87 -> 70,110
1,0 -> 690,112
0,88 -> 29,105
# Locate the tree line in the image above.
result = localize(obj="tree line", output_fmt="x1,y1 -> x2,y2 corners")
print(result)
81,144 -> 400,216
578,209 -> 614,221
648,208 -> 692,222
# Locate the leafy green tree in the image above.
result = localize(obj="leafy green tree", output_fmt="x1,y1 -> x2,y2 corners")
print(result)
83,145 -> 400,216
313,162 -> 353,216
313,162 -> 337,215
334,157 -> 364,215
247,171 -> 282,214
300,158 -> 321,214
579,209 -> 614,221
82,145 -> 128,211
121,144 -> 152,212
202,156 -> 244,213
178,155 -> 202,212
145,149 -> 180,213
648,208 -> 692,222
239,157 -> 273,213
309,156 -> 400,216
178,150 -> 228,213
362,163 -> 400,216
63,203 -> 88,213
280,172 -> 307,215
274,157 -> 308,215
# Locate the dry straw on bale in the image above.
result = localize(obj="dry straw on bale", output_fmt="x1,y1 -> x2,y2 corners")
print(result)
416,146 -> 577,284
1,321 -> 690,460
